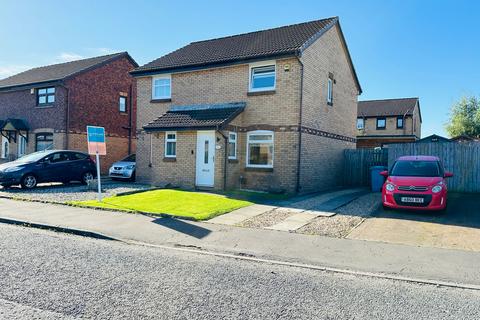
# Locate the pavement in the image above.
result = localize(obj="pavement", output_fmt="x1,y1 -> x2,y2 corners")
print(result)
1,197 -> 480,288
3,224 -> 480,319
209,187 -> 368,231
348,192 -> 480,251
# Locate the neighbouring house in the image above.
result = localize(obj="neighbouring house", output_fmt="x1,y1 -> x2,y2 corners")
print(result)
131,17 -> 362,194
451,135 -> 479,143
356,98 -> 422,148
0,52 -> 138,172
416,134 -> 451,143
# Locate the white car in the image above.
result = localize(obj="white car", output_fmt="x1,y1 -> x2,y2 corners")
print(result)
108,154 -> 136,181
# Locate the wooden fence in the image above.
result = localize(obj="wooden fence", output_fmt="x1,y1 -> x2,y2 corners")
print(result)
387,142 -> 480,193
344,148 -> 388,186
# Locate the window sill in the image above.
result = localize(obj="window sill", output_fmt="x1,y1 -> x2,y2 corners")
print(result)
35,104 -> 55,109
247,90 -> 276,96
245,167 -> 273,172
151,98 -> 172,103
163,157 -> 176,162
228,159 -> 239,163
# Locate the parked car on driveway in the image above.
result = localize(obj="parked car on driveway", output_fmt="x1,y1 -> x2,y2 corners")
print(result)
108,154 -> 136,181
381,156 -> 453,211
0,150 -> 96,189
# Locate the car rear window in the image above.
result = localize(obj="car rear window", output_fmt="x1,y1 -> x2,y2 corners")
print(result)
391,160 -> 441,177
69,152 -> 88,160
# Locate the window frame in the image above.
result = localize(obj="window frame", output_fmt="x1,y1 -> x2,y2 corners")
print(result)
248,61 -> 276,92
152,75 -> 172,100
35,132 -> 54,152
246,130 -> 274,168
37,87 -> 55,106
17,135 -> 27,157
228,132 -> 237,160
356,118 -> 364,130
396,116 -> 404,129
119,95 -> 127,113
1,136 -> 9,159
164,131 -> 177,158
376,117 -> 386,130
327,77 -> 333,105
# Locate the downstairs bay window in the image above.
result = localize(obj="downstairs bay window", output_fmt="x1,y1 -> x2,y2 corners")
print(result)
246,131 -> 274,168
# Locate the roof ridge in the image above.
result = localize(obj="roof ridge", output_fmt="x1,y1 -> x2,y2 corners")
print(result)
189,17 -> 338,45
359,97 -> 419,103
25,51 -> 125,73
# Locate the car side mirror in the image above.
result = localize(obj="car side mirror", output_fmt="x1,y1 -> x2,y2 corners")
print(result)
379,170 -> 389,177
444,171 -> 454,178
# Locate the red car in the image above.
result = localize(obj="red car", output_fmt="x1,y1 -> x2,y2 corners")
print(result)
381,156 -> 453,211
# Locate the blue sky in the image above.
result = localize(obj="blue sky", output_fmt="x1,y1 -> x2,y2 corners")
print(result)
1,0 -> 479,137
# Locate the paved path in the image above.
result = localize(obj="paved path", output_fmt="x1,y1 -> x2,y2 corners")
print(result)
209,187 -> 368,231
3,224 -> 480,319
1,198 -> 480,287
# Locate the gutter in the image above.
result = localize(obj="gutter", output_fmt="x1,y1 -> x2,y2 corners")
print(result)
295,59 -> 305,194
216,126 -> 228,191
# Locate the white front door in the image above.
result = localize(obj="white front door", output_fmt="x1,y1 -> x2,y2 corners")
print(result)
195,131 -> 215,187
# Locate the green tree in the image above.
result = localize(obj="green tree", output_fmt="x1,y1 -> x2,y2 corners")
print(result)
445,96 -> 480,138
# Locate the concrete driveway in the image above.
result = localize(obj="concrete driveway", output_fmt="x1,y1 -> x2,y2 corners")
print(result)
348,193 -> 480,251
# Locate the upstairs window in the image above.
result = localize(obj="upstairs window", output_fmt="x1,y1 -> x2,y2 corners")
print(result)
165,132 -> 176,158
249,63 -> 276,92
376,117 -> 386,130
228,132 -> 237,160
37,87 -> 55,106
152,75 -> 171,99
247,131 -> 274,168
327,73 -> 334,105
356,118 -> 364,130
397,116 -> 404,129
119,96 -> 127,113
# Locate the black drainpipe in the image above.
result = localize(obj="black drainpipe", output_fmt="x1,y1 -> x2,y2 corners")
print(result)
59,83 -> 70,150
295,59 -> 305,194
217,126 -> 228,191
128,84 -> 133,154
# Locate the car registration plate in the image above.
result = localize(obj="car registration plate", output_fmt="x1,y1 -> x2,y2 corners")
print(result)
401,197 -> 424,203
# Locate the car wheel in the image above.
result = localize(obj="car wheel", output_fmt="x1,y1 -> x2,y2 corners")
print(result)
21,174 -> 37,189
382,204 -> 392,211
129,171 -> 136,182
81,172 -> 94,185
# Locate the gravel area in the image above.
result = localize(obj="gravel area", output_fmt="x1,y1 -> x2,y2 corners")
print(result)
238,207 -> 297,228
0,182 -> 152,203
297,192 -> 381,238
1,223 -> 480,319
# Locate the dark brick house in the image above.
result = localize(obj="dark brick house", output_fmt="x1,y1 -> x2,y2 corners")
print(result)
0,52 -> 138,171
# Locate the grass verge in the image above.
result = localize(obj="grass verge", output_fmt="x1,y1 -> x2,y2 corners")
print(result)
68,189 -> 252,220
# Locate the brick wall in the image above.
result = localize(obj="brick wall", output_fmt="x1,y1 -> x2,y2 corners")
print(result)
358,115 -> 415,137
298,24 -> 359,192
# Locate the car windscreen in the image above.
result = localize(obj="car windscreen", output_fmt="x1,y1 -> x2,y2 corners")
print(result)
390,160 -> 441,177
15,151 -> 51,163
122,154 -> 136,162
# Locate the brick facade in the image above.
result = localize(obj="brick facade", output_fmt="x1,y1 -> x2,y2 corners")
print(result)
0,54 -> 137,172
135,24 -> 359,194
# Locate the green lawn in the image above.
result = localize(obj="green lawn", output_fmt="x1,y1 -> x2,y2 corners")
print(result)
69,189 -> 252,220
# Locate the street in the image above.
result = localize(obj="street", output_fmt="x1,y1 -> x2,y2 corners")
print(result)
0,224 -> 479,319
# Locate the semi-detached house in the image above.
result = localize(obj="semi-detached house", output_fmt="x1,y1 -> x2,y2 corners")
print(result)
132,17 -> 362,194
0,52 -> 138,172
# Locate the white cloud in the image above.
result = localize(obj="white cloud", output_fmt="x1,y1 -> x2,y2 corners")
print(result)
56,52 -> 84,63
86,47 -> 119,55
0,65 -> 32,79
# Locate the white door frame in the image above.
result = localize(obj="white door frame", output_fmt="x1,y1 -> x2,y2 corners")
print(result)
195,131 -> 215,187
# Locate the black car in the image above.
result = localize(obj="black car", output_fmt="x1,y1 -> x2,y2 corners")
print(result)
0,150 -> 96,189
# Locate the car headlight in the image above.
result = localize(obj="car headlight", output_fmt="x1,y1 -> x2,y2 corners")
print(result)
385,183 -> 395,192
126,165 -> 135,170
432,185 -> 443,193
4,166 -> 23,172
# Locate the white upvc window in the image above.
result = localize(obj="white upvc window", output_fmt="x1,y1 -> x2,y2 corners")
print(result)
327,77 -> 333,104
228,132 -> 237,160
356,118 -> 364,130
165,132 -> 176,158
152,75 -> 171,99
246,130 -> 274,168
1,136 -> 9,159
17,136 -> 27,157
249,61 -> 276,92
